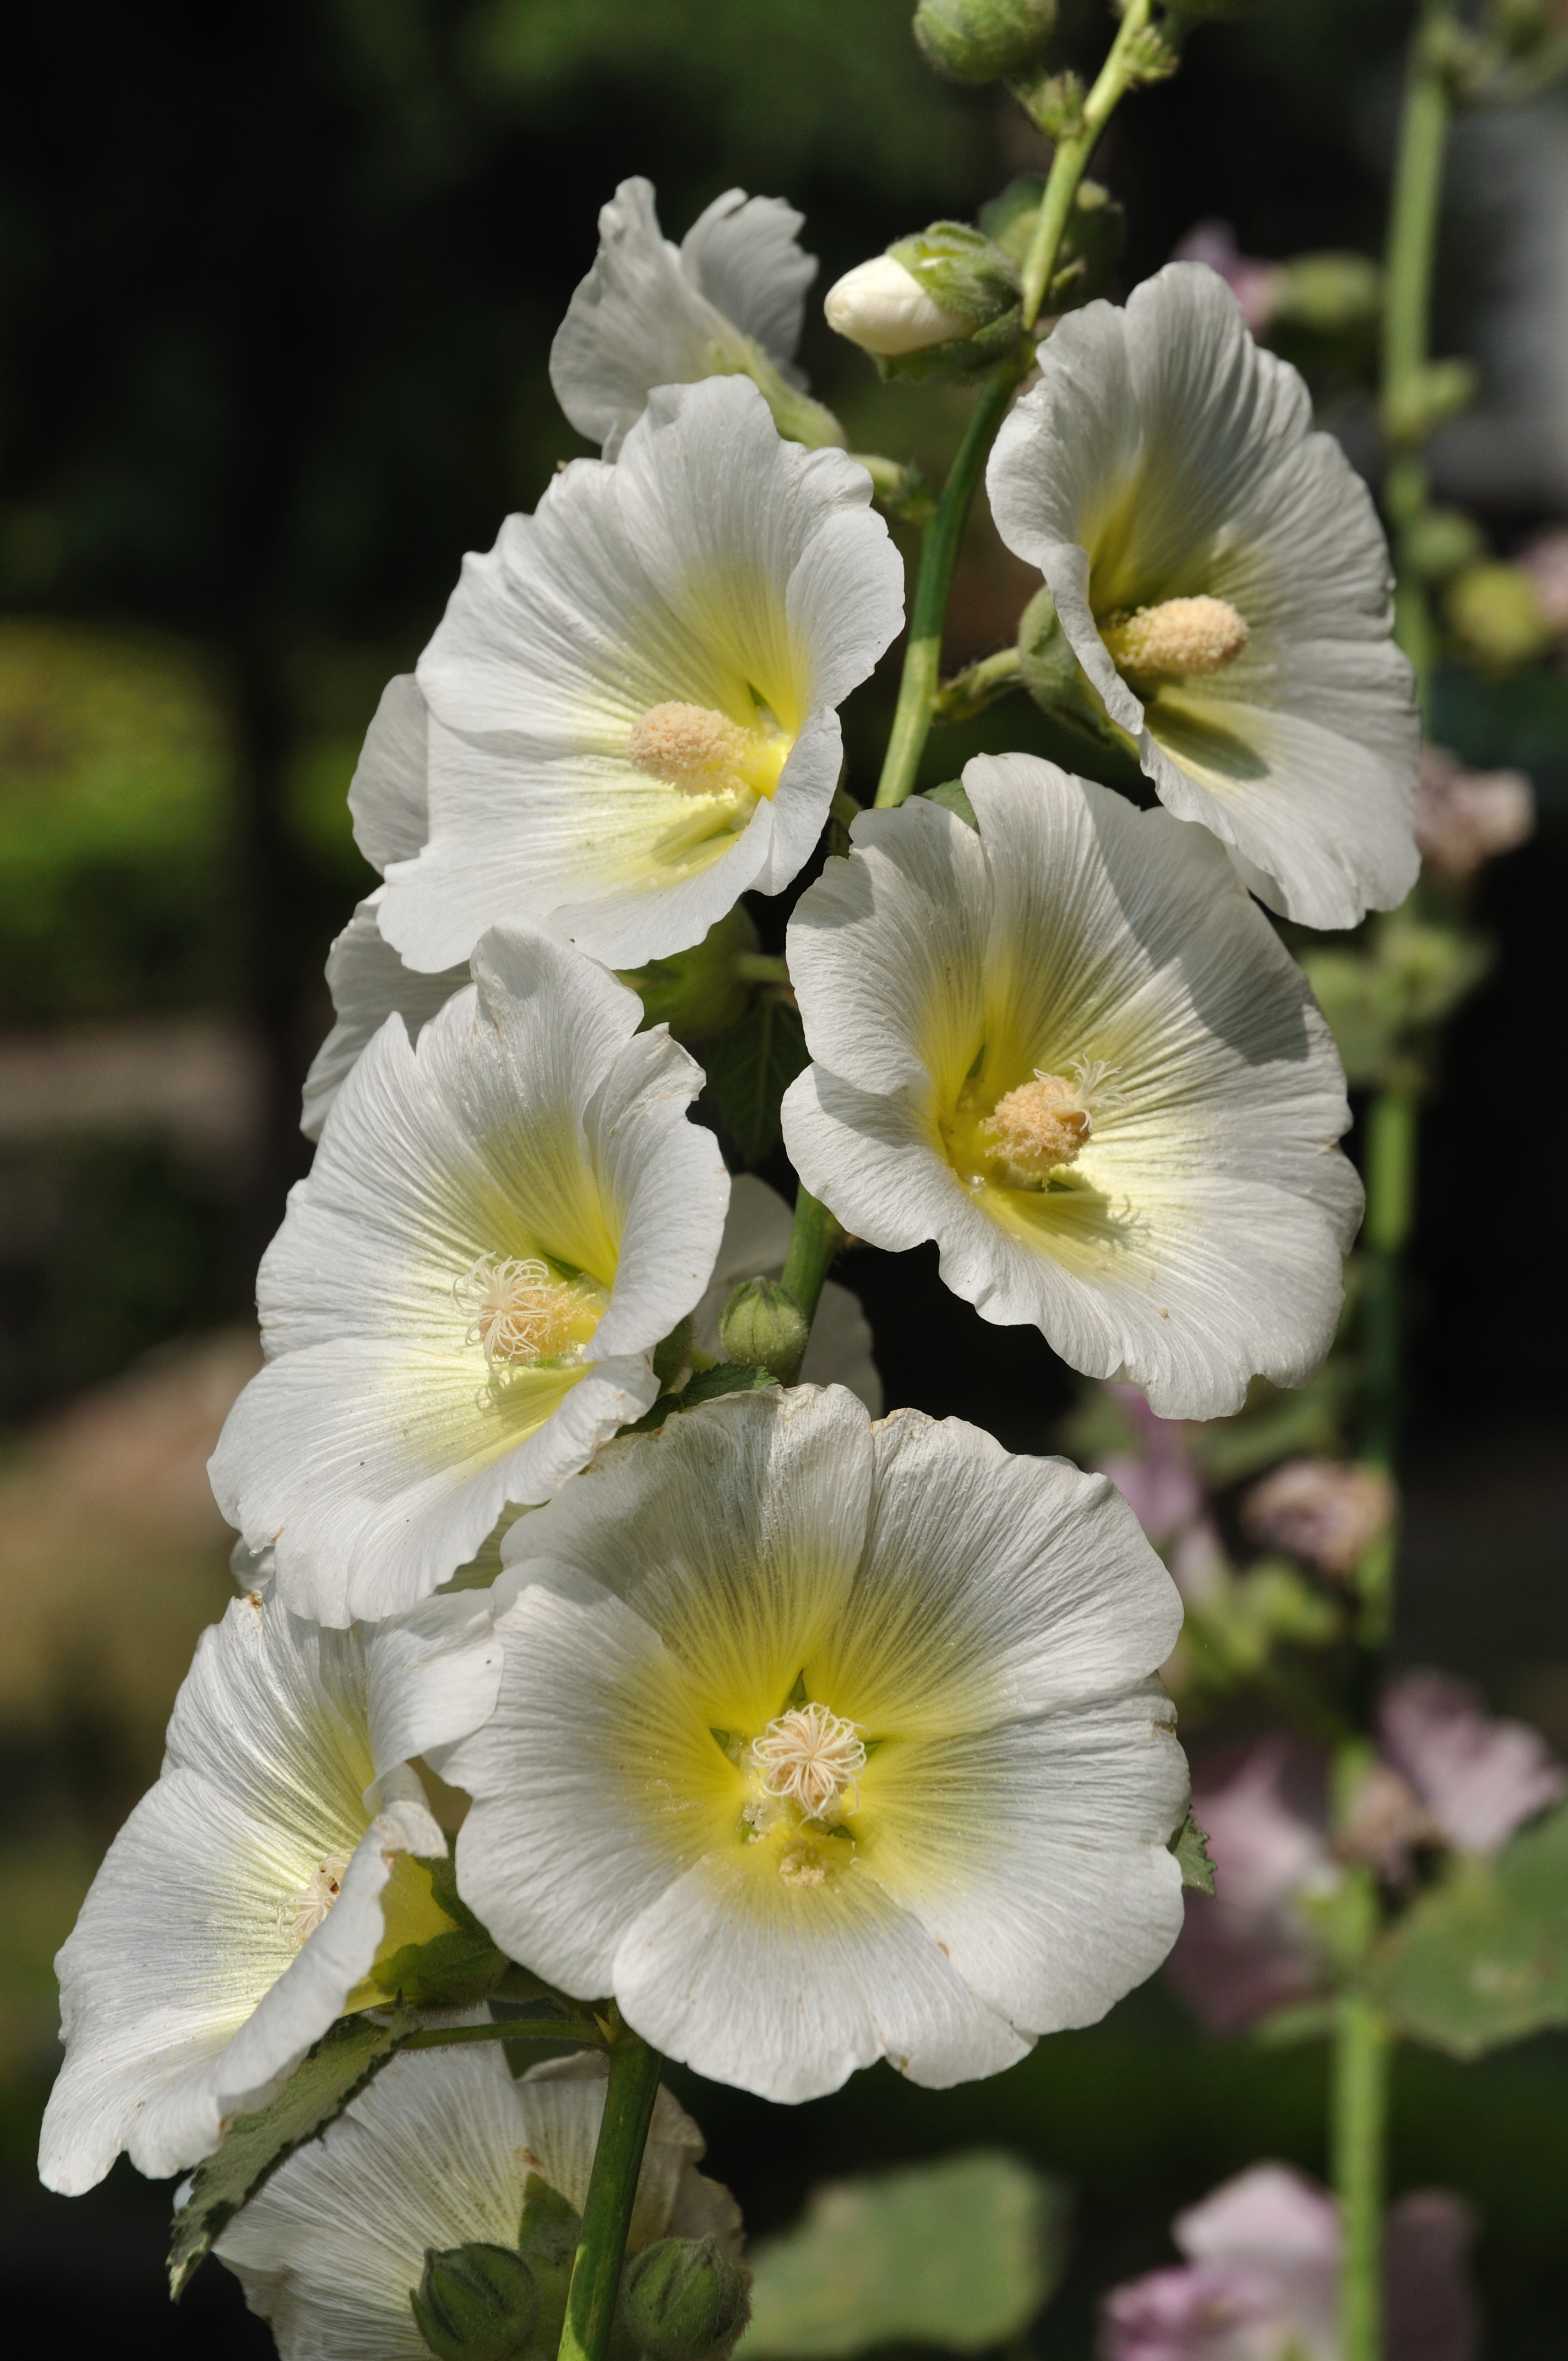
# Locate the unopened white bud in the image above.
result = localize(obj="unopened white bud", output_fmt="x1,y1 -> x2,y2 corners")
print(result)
824,256 -> 971,357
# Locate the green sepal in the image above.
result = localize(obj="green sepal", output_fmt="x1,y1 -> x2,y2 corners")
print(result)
168,2009 -> 416,2296
718,1278 -> 809,1382
412,2243 -> 541,2361
620,2235 -> 750,2361
980,177 -> 1125,313
872,307 -> 1030,384
1169,1811 -> 1216,1895
1368,1801 -> 1568,2058
889,221 -> 1019,324
917,780 -> 979,830
701,992 -> 809,1166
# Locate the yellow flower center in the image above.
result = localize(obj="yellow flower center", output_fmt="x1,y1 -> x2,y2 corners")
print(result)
1101,595 -> 1249,681
627,700 -> 790,801
455,1255 -> 607,1367
277,1852 -> 352,1947
962,1057 -> 1120,1190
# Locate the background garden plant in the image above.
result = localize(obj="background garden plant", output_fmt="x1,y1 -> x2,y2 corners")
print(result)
6,3 -> 1567,2359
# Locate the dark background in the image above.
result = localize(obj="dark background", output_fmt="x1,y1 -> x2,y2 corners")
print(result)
2,2 -> 1564,2353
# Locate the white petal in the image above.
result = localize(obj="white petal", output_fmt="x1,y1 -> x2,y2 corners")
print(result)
347,673 -> 430,874
362,1591 -> 503,1806
680,187 -> 815,374
550,177 -> 744,458
987,263 -> 1418,928
377,377 -> 901,972
301,895 -> 466,1142
211,923 -> 728,1622
784,757 -> 1360,1419
514,2049 -> 709,2249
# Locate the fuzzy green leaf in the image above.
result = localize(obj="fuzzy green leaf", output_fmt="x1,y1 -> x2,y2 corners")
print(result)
702,995 -> 809,1166
1369,1800 -> 1568,2058
1170,1812 -> 1216,1895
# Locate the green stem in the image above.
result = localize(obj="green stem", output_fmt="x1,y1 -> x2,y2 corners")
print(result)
873,365 -> 1023,810
781,1186 -> 846,1340
1333,1994 -> 1391,2361
557,2021 -> 662,2361
1017,0 -> 1154,331
1380,0 -> 1456,714
398,2015 -> 607,2053
1354,1077 -> 1417,1649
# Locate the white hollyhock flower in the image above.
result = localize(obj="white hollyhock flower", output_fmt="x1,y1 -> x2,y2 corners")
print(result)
39,1588 -> 500,2195
693,1174 -> 883,1413
364,376 -> 902,973
824,256 -> 971,358
215,2043 -> 742,2361
780,755 -> 1361,1421
301,896 -> 466,1142
211,922 -> 731,1624
439,1385 -> 1186,2105
987,262 -> 1419,931
552,176 -> 826,457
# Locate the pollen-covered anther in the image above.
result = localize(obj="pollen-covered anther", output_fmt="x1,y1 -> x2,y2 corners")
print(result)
752,1700 -> 868,1820
1101,595 -> 1250,680
983,1056 -> 1121,1178
454,1254 -> 604,1367
277,1852 -> 352,1948
626,701 -> 784,799
777,1841 -> 829,1889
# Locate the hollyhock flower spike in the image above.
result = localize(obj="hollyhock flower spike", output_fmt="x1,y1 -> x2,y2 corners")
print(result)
363,375 -> 902,973
211,921 -> 731,1624
215,2044 -> 743,2361
552,176 -> 832,457
782,754 -> 1362,1421
440,1385 -> 1188,2104
987,262 -> 1420,931
39,1588 -> 500,2194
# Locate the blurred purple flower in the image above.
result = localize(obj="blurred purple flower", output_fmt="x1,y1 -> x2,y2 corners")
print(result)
1239,1457 -> 1394,1579
1381,1669 -> 1566,1854
1096,1384 -> 1205,1552
1101,2164 -> 1479,2361
1516,527 -> 1568,634
1164,1742 -> 1337,2035
1171,220 -> 1284,337
1413,744 -> 1534,884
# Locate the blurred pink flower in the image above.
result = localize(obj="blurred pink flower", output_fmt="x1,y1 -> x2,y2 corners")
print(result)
1101,2164 -> 1479,2361
1096,1384 -> 1205,1551
1239,1457 -> 1394,1579
1516,527 -> 1568,634
1381,1669 -> 1566,1854
1171,220 -> 1285,337
1413,744 -> 1534,884
1164,1742 -> 1337,2035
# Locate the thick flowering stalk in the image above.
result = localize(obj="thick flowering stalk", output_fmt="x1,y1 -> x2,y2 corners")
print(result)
212,923 -> 730,1623
987,264 -> 1420,931
551,176 -> 840,456
440,1385 -> 1187,2104
783,755 -> 1362,1421
364,376 -> 902,972
214,2043 -> 742,2360
39,1589 -> 499,2194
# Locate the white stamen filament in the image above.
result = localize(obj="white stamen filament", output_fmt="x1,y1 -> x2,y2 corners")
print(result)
277,1852 -> 352,1948
454,1255 -> 604,1367
752,1700 -> 867,1820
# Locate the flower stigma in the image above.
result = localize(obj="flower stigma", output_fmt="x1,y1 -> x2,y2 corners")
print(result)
981,1057 -> 1121,1185
277,1852 -> 352,1948
627,700 -> 790,801
454,1255 -> 607,1368
1101,596 -> 1249,682
752,1700 -> 868,1820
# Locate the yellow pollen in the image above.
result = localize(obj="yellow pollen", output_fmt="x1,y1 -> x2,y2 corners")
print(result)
752,1701 -> 867,1820
454,1255 -> 605,1367
982,1056 -> 1121,1179
625,701 -> 787,799
1101,595 -> 1250,680
778,1841 -> 829,1889
277,1852 -> 352,1948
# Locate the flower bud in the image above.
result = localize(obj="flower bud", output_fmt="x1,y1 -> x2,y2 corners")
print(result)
824,255 -> 972,358
718,1277 -> 809,1381
411,2243 -> 540,2361
620,2235 -> 750,2361
913,0 -> 1058,83
981,177 -> 1125,314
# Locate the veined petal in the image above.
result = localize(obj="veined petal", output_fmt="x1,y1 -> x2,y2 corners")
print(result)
376,376 -> 901,973
347,673 -> 431,875
301,895 -> 466,1143
680,187 -> 815,377
444,1388 -> 1184,2104
987,263 -> 1418,929
211,922 -> 729,1622
783,756 -> 1360,1421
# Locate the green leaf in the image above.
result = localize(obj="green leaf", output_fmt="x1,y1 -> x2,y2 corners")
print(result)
917,781 -> 978,830
737,2151 -> 1069,2357
1169,1812 -> 1216,1895
701,995 -> 809,1166
1369,1800 -> 1568,2059
168,2009 -> 416,2296
375,1926 -> 510,2009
